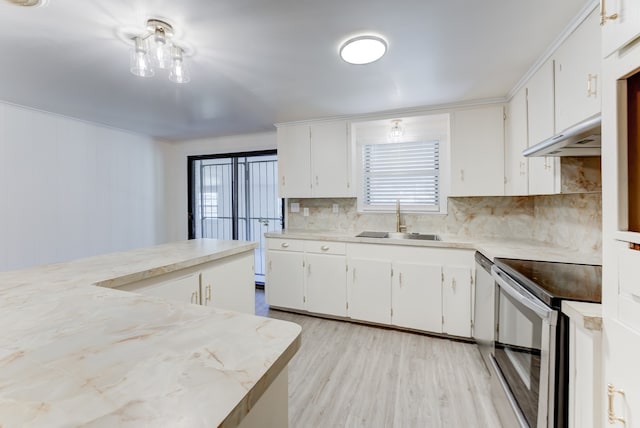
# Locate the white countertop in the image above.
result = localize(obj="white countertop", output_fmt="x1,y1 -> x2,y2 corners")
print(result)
0,239 -> 301,427
265,230 -> 602,265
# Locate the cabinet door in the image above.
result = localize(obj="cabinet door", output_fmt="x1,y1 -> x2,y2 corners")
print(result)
450,105 -> 505,197
347,257 -> 392,324
602,0 -> 640,57
505,87 -> 529,196
442,266 -> 472,338
265,250 -> 305,310
392,262 -> 442,332
567,318 -> 602,428
201,252 -> 255,314
527,60 -> 560,195
118,273 -> 200,305
310,121 -> 352,197
554,10 -> 601,132
305,253 -> 347,317
603,319 -> 640,427
277,125 -> 311,197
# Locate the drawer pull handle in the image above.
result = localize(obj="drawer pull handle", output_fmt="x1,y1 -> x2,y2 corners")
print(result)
628,242 -> 640,251
281,242 -> 289,248
321,245 -> 329,251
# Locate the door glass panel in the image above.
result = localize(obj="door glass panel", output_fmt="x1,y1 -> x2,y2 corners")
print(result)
191,153 -> 282,283
495,288 -> 543,428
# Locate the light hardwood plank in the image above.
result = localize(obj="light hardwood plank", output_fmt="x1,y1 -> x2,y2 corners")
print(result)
255,289 -> 502,427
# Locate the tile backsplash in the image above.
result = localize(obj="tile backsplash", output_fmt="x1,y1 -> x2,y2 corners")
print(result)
286,193 -> 602,253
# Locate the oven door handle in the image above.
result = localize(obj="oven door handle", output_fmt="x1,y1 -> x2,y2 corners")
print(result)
492,266 -> 556,322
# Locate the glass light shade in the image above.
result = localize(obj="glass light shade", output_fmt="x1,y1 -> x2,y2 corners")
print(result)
389,120 -> 404,140
151,31 -> 171,69
340,36 -> 387,65
130,37 -> 154,77
168,48 -> 190,83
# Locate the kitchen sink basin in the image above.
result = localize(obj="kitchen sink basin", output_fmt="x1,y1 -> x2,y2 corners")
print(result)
355,231 -> 441,241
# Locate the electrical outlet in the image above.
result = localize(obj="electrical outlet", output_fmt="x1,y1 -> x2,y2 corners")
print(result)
332,203 -> 339,214
303,207 -> 309,217
290,202 -> 300,213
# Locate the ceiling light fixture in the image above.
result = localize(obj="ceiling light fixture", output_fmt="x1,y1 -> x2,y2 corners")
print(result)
123,19 -> 191,84
5,0 -> 48,6
389,119 -> 404,140
340,35 -> 387,65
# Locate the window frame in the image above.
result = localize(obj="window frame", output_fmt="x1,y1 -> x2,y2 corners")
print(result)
353,114 -> 450,214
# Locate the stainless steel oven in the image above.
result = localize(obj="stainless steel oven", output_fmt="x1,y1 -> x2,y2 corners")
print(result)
489,258 -> 601,428
491,265 -> 559,428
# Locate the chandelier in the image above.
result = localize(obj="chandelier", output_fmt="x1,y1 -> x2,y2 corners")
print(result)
126,19 -> 191,84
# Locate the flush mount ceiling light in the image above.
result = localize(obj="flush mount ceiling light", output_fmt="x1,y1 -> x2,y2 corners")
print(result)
4,0 -> 48,6
120,18 -> 192,84
340,35 -> 387,65
389,119 -> 404,139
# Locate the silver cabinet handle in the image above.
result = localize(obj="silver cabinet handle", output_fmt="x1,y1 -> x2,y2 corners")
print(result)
315,175 -> 319,185
308,263 -> 311,275
321,245 -> 329,251
281,242 -> 289,248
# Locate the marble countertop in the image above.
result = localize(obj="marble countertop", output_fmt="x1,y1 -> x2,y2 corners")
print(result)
0,239 -> 301,427
265,230 -> 602,265
562,301 -> 603,331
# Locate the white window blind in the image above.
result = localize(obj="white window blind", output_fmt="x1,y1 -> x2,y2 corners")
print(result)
361,140 -> 440,211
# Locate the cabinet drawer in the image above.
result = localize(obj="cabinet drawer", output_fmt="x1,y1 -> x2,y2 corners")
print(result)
268,238 -> 304,252
617,240 -> 640,332
304,240 -> 346,255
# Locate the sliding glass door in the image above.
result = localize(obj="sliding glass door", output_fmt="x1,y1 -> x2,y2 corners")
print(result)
188,151 -> 283,283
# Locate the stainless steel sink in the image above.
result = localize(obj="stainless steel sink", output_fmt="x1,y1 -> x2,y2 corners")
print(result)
355,231 -> 441,241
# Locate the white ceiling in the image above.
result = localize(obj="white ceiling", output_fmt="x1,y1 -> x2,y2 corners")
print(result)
0,0 -> 592,140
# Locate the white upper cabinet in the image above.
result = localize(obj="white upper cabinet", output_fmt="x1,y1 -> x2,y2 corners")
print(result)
310,122 -> 352,197
601,0 -> 640,57
554,9 -> 601,132
450,105 -> 505,197
277,125 -> 311,197
505,87 -> 529,196
277,120 -> 352,198
526,59 -> 561,195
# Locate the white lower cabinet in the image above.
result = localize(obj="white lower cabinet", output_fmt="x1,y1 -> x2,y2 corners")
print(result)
305,252 -> 347,317
266,249 -> 305,310
116,250 -> 256,314
266,238 -> 474,337
442,266 -> 473,337
391,262 -> 442,332
200,252 -> 255,314
347,243 -> 474,337
347,257 -> 392,324
119,272 -> 201,305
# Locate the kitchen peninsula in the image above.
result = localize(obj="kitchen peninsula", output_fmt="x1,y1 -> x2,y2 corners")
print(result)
0,239 -> 301,427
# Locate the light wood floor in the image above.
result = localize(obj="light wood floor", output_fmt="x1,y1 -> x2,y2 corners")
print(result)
255,289 -> 503,427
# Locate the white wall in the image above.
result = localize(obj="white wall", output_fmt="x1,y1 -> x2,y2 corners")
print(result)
0,102 -> 168,271
163,131 -> 277,242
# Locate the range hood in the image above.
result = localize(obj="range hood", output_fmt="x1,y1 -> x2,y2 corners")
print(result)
523,113 -> 601,157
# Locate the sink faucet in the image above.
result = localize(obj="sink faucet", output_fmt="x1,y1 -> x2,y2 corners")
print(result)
396,199 -> 407,233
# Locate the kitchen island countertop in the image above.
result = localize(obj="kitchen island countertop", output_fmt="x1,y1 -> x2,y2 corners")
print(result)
0,239 -> 301,427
